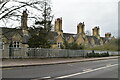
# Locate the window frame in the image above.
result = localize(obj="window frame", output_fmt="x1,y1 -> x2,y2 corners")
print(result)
12,41 -> 20,48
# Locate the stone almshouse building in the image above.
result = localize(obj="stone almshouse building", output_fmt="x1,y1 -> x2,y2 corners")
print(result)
0,10 -> 30,57
0,10 -> 113,57
51,17 -> 113,49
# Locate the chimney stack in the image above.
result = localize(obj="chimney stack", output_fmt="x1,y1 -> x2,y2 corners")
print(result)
92,26 -> 100,37
77,22 -> 85,34
21,9 -> 28,30
21,10 -> 29,36
54,17 -> 63,32
105,33 -> 111,38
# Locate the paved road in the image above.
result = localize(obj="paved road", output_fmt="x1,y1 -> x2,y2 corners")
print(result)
2,59 -> 118,80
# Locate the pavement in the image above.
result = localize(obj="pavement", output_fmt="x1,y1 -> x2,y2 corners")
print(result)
1,56 -> 119,68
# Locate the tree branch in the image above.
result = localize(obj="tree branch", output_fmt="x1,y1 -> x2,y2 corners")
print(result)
0,2 -> 8,11
0,1 -> 42,20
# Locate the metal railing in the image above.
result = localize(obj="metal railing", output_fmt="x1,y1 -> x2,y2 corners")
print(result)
2,47 -> 119,58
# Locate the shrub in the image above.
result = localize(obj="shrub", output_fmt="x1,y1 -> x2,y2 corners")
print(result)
86,51 -> 109,58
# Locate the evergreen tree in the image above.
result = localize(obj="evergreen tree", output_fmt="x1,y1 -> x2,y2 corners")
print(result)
28,0 -> 53,48
62,40 -> 84,50
28,27 -> 51,48
35,0 -> 53,32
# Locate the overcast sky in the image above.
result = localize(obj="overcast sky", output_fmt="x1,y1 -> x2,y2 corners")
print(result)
0,0 -> 119,37
52,0 -> 118,37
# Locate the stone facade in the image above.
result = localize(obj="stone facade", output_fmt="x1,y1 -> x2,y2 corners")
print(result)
1,10 -> 29,58
52,18 -> 113,49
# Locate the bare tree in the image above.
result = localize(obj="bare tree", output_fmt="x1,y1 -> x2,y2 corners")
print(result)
0,0 -> 43,27
85,30 -> 91,36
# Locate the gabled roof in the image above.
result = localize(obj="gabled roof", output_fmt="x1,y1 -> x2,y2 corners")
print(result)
74,33 -> 85,41
1,27 -> 30,44
100,37 -> 110,43
86,36 -> 100,45
1,27 -> 23,40
63,33 -> 76,40
48,31 -> 111,45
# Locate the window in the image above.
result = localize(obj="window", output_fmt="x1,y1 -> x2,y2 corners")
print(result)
58,42 -> 62,48
13,41 -> 20,48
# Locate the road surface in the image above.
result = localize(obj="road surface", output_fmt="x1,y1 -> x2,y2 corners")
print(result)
2,59 -> 118,80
